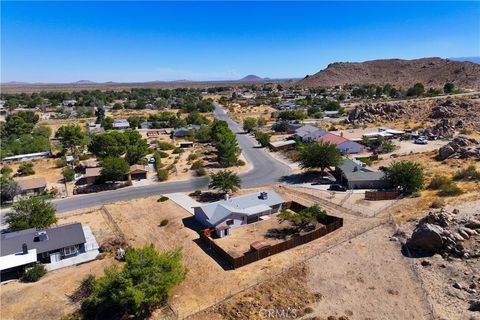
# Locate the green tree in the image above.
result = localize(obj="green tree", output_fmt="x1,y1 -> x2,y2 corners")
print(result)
257,117 -> 267,127
100,157 -> 130,182
112,102 -> 123,110
6,197 -> 57,231
0,176 -> 20,203
406,83 -> 425,97
208,170 -> 241,194
195,125 -> 211,143
102,117 -> 114,130
254,131 -> 271,147
385,161 -> 424,193
1,166 -> 13,176
243,117 -> 257,133
124,129 -> 149,165
62,167 -> 75,182
443,82 -> 455,94
89,131 -> 128,158
299,142 -> 342,172
55,125 -> 87,157
81,245 -> 187,318
17,162 -> 35,176
32,126 -> 52,139
215,130 -> 241,166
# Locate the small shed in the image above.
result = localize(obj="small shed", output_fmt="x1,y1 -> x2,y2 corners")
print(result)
215,225 -> 231,238
129,165 -> 148,181
179,141 -> 194,148
15,177 -> 47,196
250,240 -> 270,251
83,167 -> 102,185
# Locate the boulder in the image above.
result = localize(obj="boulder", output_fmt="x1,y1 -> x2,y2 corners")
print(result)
407,223 -> 444,253
465,219 -> 480,229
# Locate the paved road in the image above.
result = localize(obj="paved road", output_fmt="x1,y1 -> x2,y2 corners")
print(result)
49,103 -> 291,213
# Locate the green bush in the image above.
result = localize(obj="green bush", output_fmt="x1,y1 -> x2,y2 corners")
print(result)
17,162 -> 35,176
62,167 -> 75,182
190,160 -> 204,170
236,159 -> 246,166
157,169 -> 169,182
23,264 -> 47,282
189,190 -> 202,197
78,154 -> 90,161
430,199 -> 445,209
159,219 -> 169,226
453,165 -> 480,181
187,153 -> 198,161
172,147 -> 185,154
158,151 -> 169,158
197,167 -> 207,176
56,158 -> 67,168
157,196 -> 169,202
428,175 -> 451,190
438,183 -> 463,197
158,141 -> 175,150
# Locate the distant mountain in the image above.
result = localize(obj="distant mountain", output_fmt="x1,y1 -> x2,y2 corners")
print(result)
74,80 -> 96,84
449,56 -> 480,64
239,75 -> 265,82
297,57 -> 480,89
3,81 -> 29,85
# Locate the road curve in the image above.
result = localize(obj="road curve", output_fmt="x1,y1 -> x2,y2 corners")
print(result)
51,103 -> 291,213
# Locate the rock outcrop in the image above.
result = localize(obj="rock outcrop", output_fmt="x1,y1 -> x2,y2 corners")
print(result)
437,136 -> 480,160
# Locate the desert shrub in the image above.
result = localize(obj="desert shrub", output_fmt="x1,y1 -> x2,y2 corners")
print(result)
236,159 -> 246,166
197,167 -> 207,176
189,190 -> 202,197
0,166 -> 13,176
172,147 -> 185,154
78,154 -> 90,161
159,219 -> 169,226
438,183 -> 463,197
157,169 -> 169,182
158,141 -> 175,150
453,165 -> 480,181
428,175 -> 451,190
56,158 -> 67,168
62,167 -> 75,182
187,153 -> 198,161
158,151 -> 169,158
17,162 -> 35,176
157,196 -> 169,202
430,199 -> 445,208
23,264 -> 47,282
190,160 -> 204,170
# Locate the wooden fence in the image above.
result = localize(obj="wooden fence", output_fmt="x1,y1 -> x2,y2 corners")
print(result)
365,190 -> 401,201
199,201 -> 343,269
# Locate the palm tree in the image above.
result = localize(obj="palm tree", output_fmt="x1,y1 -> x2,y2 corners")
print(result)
208,170 -> 241,194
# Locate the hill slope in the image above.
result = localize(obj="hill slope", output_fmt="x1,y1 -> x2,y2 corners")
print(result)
239,75 -> 265,82
297,57 -> 480,89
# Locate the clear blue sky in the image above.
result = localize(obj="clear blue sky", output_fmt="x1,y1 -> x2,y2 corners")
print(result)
1,1 -> 479,83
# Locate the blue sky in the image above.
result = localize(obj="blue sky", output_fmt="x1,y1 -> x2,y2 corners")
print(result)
1,1 -> 479,83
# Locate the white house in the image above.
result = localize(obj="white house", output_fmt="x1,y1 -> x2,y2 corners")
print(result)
112,119 -> 130,130
193,190 -> 284,237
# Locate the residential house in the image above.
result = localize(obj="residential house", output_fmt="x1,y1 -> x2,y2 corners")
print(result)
112,119 -> 130,130
15,177 -> 47,196
0,223 -> 98,279
129,165 -> 148,181
193,190 -> 284,237
82,167 -> 102,185
335,158 -> 389,189
294,125 -> 327,142
315,133 -> 365,154
269,139 -> 296,151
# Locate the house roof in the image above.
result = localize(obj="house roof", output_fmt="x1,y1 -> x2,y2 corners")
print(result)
14,177 -> 47,191
130,164 -> 148,174
85,167 -> 102,178
315,133 -> 348,146
336,158 -> 385,182
294,125 -> 321,137
269,140 -> 296,148
0,222 -> 86,257
195,190 -> 284,226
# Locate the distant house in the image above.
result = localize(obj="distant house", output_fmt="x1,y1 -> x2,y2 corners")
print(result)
1,152 -> 51,163
0,223 -> 98,279
129,164 -> 148,181
315,133 -> 365,154
140,121 -> 152,129
294,125 -> 327,142
335,158 -> 389,189
82,167 -> 102,185
112,119 -> 130,130
269,139 -> 296,151
88,123 -> 104,134
193,190 -> 284,237
174,125 -> 199,138
14,177 -> 47,196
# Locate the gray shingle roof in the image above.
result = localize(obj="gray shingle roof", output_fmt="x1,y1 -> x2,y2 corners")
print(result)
0,223 -> 86,256
337,158 -> 385,182
195,190 -> 284,225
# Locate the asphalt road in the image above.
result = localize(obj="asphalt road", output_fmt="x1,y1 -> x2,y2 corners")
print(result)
49,103 -> 291,213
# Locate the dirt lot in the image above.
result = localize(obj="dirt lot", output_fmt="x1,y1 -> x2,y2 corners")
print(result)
0,209 -> 117,320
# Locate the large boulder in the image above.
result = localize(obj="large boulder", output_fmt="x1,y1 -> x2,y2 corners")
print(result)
438,144 -> 455,160
407,223 -> 444,253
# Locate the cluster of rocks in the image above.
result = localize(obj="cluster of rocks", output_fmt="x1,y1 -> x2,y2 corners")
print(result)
405,209 -> 480,259
422,118 -> 457,139
438,135 -> 480,160
429,105 -> 453,119
346,103 -> 406,124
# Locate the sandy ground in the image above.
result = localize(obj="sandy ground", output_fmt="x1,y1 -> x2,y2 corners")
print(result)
0,209 -> 117,320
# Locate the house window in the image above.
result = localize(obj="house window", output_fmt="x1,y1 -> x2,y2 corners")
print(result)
62,245 -> 78,256
226,219 -> 234,225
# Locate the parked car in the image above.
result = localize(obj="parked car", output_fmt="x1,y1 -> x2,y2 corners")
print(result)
414,137 -> 428,145
328,184 -> 347,192
312,176 -> 336,185
148,157 -> 156,163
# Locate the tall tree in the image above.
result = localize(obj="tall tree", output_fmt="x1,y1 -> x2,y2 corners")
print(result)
385,161 -> 424,193
208,170 -> 241,194
89,131 -> 128,158
124,129 -> 149,165
0,176 -> 20,203
242,117 -> 257,133
6,198 -> 57,231
55,124 -> 87,157
299,142 -> 343,172
100,157 -> 130,182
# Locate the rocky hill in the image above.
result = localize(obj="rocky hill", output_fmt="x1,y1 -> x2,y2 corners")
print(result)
239,75 -> 265,82
297,57 -> 480,89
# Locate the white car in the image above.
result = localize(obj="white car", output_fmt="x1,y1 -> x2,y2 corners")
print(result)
414,138 -> 428,145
